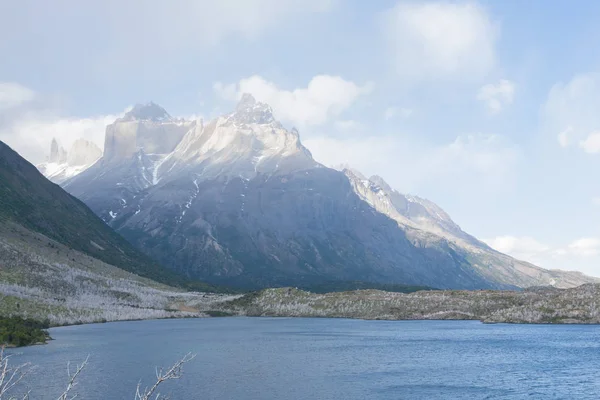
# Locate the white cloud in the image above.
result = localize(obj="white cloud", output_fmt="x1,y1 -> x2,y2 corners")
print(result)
213,82 -> 238,103
558,126 -> 572,147
334,120 -> 361,131
125,0 -> 336,46
483,235 -> 600,274
1,1 -> 338,83
568,238 -> 600,257
384,106 -> 413,120
579,131 -> 600,154
0,82 -> 36,110
0,81 -> 125,164
542,73 -> 600,152
383,1 -> 497,81
0,112 -> 121,165
213,75 -> 373,127
435,134 -> 517,176
1,1 -> 336,53
483,235 -> 550,263
304,132 -> 518,194
477,79 -> 515,113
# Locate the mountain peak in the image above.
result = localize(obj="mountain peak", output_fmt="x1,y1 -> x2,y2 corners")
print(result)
37,137 -> 102,184
232,93 -> 275,125
236,93 -> 257,109
49,137 -> 67,164
67,139 -> 102,167
341,166 -> 368,181
369,175 -> 393,193
122,102 -> 172,122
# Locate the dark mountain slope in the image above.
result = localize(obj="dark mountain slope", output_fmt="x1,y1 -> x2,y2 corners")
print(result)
0,140 -> 178,285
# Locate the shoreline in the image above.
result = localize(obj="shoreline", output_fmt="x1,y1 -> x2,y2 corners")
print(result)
14,312 -> 600,348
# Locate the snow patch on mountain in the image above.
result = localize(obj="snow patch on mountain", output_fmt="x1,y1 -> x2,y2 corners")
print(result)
103,103 -> 195,164
37,138 -> 102,184
154,94 -> 318,182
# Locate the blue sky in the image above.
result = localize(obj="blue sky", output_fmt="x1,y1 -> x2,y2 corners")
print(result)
2,0 -> 600,275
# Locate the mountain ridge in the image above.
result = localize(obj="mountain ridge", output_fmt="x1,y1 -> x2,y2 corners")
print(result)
1,140 -> 182,285
0,139 -> 238,324
342,168 -> 595,288
53,95 -> 598,290
37,138 -> 102,184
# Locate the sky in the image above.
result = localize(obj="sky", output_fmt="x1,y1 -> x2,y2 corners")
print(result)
2,0 -> 600,276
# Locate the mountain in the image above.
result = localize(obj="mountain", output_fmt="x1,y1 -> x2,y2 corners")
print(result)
342,169 -> 594,288
62,96 -> 598,290
1,140 -> 178,284
37,138 -> 102,183
104,102 -> 193,164
0,140 -> 233,324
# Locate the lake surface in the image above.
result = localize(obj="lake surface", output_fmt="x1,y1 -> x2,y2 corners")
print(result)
7,318 -> 600,399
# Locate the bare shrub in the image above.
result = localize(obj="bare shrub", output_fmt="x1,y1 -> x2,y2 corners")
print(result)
0,348 -> 195,400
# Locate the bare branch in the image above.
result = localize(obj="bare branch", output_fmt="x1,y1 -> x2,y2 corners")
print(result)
134,353 -> 196,400
0,347 -> 194,400
0,346 -> 34,400
57,355 -> 89,400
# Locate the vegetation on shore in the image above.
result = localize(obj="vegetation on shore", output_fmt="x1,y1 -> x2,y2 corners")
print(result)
0,221 -> 241,327
216,284 -> 600,324
0,316 -> 50,347
299,280 -> 434,294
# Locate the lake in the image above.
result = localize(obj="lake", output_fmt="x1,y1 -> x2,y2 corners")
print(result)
7,318 -> 600,399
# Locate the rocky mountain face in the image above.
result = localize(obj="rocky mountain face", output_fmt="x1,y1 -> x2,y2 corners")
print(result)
49,137 -> 67,164
0,140 -> 237,325
37,138 -> 102,183
342,169 -> 595,289
0,140 -> 179,284
61,96 -> 598,290
104,102 -> 194,164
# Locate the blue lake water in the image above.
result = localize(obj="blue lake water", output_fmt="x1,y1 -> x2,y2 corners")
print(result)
7,318 -> 600,399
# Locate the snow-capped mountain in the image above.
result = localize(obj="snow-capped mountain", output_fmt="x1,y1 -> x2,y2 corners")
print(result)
343,169 -> 594,288
153,93 -> 319,183
104,102 -> 194,164
61,95 -> 598,290
37,138 -> 102,184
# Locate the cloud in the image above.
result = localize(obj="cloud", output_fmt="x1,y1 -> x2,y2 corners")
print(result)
0,81 -> 127,164
1,114 -> 120,165
213,75 -> 373,127
0,106 -> 122,165
0,82 -> 36,110
542,73 -> 600,151
568,238 -> 600,257
0,1 -> 337,81
579,131 -> 600,154
303,132 -> 519,195
483,235 -> 600,274
477,79 -> 515,113
334,120 -> 362,131
435,134 -> 518,177
483,235 -> 550,263
384,107 -> 413,120
213,82 -> 238,103
557,127 -> 572,148
1,1 -> 335,49
383,1 -> 497,81
129,0 -> 335,46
